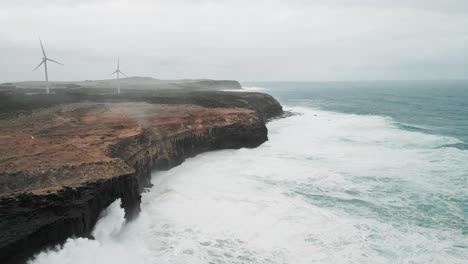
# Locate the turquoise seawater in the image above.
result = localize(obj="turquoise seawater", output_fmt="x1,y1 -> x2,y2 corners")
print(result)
248,80 -> 468,149
30,81 -> 468,264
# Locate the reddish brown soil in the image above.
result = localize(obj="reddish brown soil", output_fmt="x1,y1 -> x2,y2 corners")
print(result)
0,102 -> 257,195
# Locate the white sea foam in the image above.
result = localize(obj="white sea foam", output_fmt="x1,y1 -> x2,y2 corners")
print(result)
29,106 -> 468,264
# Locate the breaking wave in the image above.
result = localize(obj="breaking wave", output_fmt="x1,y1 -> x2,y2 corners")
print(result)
29,106 -> 468,264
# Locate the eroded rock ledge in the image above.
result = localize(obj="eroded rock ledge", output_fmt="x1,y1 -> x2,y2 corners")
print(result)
0,92 -> 283,264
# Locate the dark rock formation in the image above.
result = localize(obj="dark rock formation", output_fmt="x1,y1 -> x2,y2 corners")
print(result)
0,175 -> 140,264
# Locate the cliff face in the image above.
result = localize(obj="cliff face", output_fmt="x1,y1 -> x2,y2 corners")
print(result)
111,122 -> 267,191
0,175 -> 140,264
0,93 -> 282,264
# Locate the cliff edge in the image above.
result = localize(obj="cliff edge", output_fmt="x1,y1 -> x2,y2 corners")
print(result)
0,89 -> 283,263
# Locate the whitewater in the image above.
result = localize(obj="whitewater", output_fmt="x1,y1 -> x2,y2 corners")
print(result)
29,103 -> 467,264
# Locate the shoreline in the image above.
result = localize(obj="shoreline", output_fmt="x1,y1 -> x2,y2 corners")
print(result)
0,89 -> 283,264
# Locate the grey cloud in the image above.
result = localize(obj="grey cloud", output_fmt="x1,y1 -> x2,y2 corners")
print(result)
3,0 -> 468,12
0,1 -> 467,82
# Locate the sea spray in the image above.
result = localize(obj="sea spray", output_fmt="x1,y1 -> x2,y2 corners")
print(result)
30,106 -> 468,264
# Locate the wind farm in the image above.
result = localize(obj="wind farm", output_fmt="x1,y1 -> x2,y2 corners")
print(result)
0,39 -> 243,95
33,39 -> 63,94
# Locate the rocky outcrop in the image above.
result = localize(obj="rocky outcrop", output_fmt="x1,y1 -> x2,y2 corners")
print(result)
0,93 -> 282,264
0,174 -> 140,264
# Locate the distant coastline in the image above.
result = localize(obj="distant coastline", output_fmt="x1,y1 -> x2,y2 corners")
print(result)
0,77 -> 242,92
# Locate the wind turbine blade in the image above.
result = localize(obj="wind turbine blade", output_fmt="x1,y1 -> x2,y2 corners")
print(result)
119,71 -> 128,78
33,60 -> 45,71
110,70 -> 117,75
39,38 -> 46,57
46,58 -> 64,65
117,57 -> 120,70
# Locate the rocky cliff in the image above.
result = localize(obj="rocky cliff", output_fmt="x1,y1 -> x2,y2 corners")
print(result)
0,91 -> 283,264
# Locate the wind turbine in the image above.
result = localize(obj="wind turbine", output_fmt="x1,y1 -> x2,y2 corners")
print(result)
33,38 -> 64,94
111,58 -> 127,95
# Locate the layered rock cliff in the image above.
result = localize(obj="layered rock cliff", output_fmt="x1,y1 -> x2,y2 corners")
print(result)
0,91 -> 283,264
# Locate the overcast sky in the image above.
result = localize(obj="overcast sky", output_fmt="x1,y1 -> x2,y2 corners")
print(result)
1,0 -> 467,82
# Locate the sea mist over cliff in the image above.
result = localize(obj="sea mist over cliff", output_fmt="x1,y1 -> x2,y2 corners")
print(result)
29,96 -> 467,263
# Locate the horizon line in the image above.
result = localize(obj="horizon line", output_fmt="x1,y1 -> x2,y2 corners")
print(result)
2,77 -> 468,85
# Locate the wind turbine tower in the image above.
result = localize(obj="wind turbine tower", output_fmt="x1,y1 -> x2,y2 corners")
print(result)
33,39 -> 64,94
111,58 -> 127,95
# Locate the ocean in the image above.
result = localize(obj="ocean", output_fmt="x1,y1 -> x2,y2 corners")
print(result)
30,81 -> 467,264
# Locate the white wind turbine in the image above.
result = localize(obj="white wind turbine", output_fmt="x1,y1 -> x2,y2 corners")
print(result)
33,39 -> 64,94
111,58 -> 127,95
